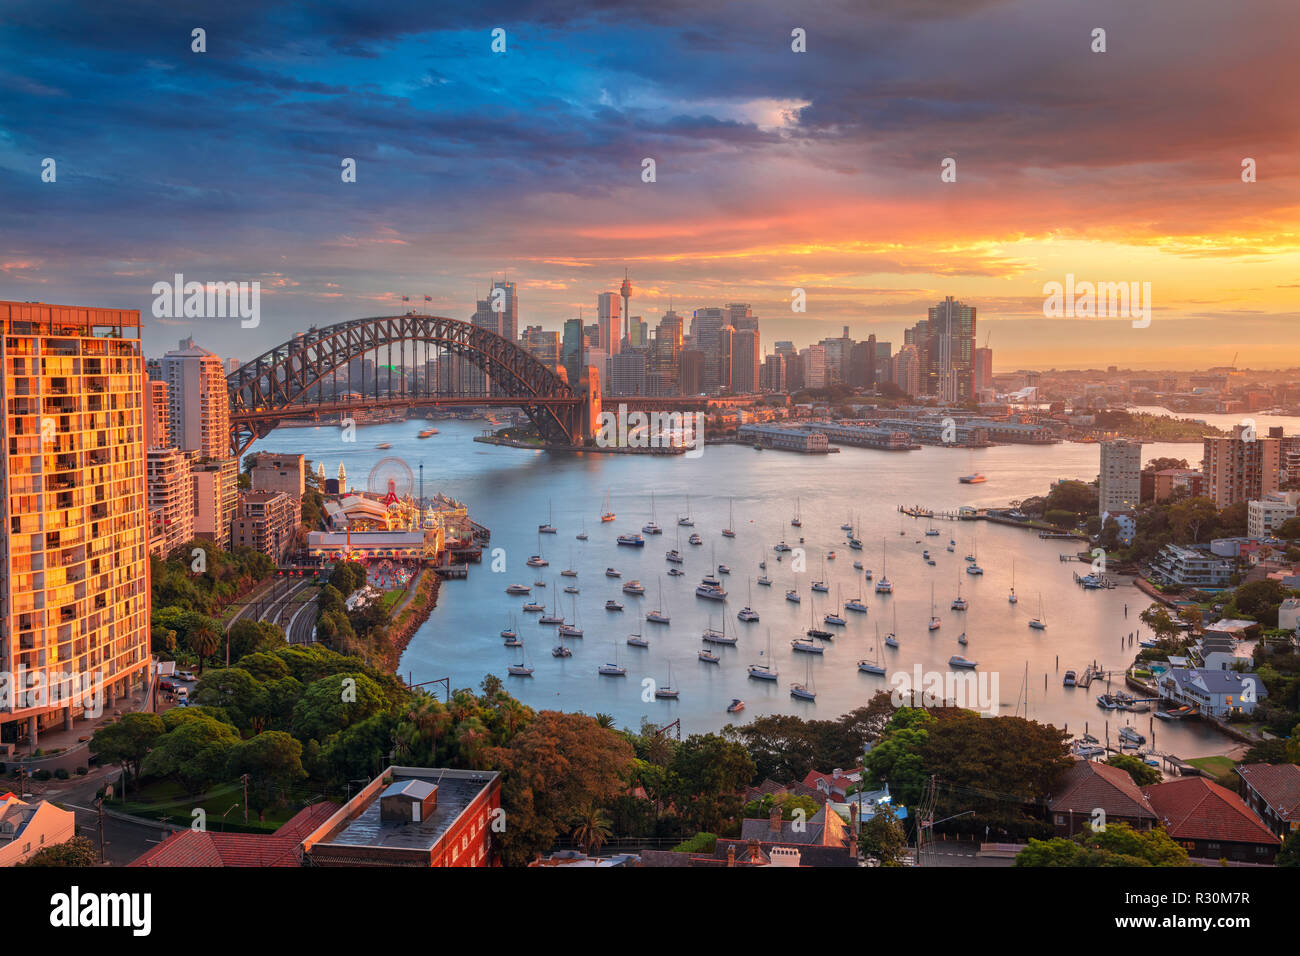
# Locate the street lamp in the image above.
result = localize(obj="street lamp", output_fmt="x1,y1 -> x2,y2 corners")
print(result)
220,803 -> 240,832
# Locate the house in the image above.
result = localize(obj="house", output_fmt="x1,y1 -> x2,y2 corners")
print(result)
1142,777 -> 1280,863
1279,598 -> 1300,632
1148,544 -> 1234,590
1047,759 -> 1157,837
130,802 -> 337,867
643,805 -> 860,868
1236,763 -> 1300,839
0,793 -> 77,866
802,766 -> 864,802
1156,667 -> 1266,718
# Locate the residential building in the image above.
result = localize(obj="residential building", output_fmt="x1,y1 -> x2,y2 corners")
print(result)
561,317 -> 584,387
147,447 -> 195,557
678,349 -> 704,395
1235,763 -> 1300,839
248,452 -> 306,497
1248,492 -> 1300,539
193,458 -> 239,548
231,490 -> 299,561
0,793 -> 76,866
802,344 -> 827,390
131,803 -> 337,867
892,344 -> 920,396
1047,759 -> 1157,837
1099,439 -> 1143,515
159,337 -> 230,460
1153,468 -> 1206,502
144,378 -> 171,449
730,328 -> 760,394
927,297 -> 976,402
1203,427 -> 1280,508
1156,667 -> 1266,718
1142,777 -> 1279,863
1148,543 -> 1234,590
0,302 -> 151,753
300,766 -> 501,866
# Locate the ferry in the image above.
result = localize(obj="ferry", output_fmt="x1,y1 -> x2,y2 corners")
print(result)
948,655 -> 978,669
418,428 -> 437,439
605,600 -> 624,612
959,473 -> 986,484
505,584 -> 531,595
727,698 -> 745,714
617,534 -> 645,547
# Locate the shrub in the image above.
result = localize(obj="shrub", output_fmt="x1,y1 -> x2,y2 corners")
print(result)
54,767 -> 69,780
76,766 -> 88,776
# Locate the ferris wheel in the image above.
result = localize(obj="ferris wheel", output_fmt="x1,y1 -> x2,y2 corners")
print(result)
368,456 -> 413,505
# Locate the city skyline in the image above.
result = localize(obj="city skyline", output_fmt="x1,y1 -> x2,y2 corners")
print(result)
3,0 -> 1298,368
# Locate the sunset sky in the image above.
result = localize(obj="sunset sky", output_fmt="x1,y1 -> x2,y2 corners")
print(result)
2,0 -> 1298,369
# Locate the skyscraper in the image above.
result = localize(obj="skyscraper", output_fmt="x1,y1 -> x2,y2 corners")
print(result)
731,328 -> 760,394
598,292 -> 622,357
1204,427 -> 1280,508
160,337 -> 230,460
561,318 -> 584,387
0,301 -> 151,749
928,297 -> 977,402
1099,439 -> 1143,515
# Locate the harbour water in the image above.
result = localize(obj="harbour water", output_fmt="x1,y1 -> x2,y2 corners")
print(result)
274,418 -> 1239,757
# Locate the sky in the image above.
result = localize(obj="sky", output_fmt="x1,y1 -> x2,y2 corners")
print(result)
2,0 -> 1298,369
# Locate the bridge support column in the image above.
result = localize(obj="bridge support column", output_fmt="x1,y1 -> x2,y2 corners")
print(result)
579,365 -> 602,444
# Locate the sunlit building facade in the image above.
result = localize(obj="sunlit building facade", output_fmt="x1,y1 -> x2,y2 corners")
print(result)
0,302 -> 151,752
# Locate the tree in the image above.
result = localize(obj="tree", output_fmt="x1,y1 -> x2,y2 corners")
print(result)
1016,822 -> 1190,866
142,715 -> 240,796
193,668 -> 274,735
91,712 -> 165,795
859,811 -> 908,866
1105,753 -> 1161,786
290,672 -> 388,744
1276,516 -> 1300,540
570,802 -> 613,856
1046,480 -> 1097,517
667,733 -> 756,833
17,836 -> 98,867
191,624 -> 220,673
1277,829 -> 1300,867
225,731 -> 307,820
487,711 -> 635,866
1169,497 -> 1218,544
1139,604 -> 1181,644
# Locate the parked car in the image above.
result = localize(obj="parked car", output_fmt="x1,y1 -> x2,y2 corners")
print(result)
159,679 -> 175,691
177,671 -> 197,682
174,687 -> 189,701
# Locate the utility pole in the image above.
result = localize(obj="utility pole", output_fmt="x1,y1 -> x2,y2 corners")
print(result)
242,774 -> 249,824
95,795 -> 106,864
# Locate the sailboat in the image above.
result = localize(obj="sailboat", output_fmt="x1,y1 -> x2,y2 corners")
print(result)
558,593 -> 583,638
846,574 -> 868,613
539,500 -> 557,534
654,663 -> 679,699
643,492 -> 662,535
666,526 -> 684,564
552,632 -> 572,657
791,496 -> 802,528
738,578 -> 760,621
957,630 -> 968,646
790,655 -> 816,701
965,538 -> 984,575
722,497 -> 736,538
858,625 -> 887,675
678,495 -> 694,527
598,642 -> 627,676
1008,558 -> 1018,604
928,583 -> 941,631
508,638 -> 534,676
500,614 -> 518,641
951,576 -> 968,611
748,630 -> 779,681
539,585 -> 564,625
825,586 -> 847,626
703,614 -> 738,645
526,530 -> 548,567
1029,593 -> 1047,630
626,630 -> 649,648
949,654 -> 978,668
577,519 -> 588,541
884,605 -> 899,647
600,490 -> 615,523
646,577 -> 670,624
811,554 -> 829,593
874,540 -> 893,594
561,546 -> 578,578
807,600 -> 833,640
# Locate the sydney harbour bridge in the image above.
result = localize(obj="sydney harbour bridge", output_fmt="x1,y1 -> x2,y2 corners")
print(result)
225,313 -> 705,457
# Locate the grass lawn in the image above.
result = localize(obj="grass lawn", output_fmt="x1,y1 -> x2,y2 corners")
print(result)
1186,755 -> 1237,784
116,777 -> 297,833
380,589 -> 405,613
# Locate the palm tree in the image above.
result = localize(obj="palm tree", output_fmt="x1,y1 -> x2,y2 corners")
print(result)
570,802 -> 612,857
594,713 -> 616,729
191,625 -> 219,673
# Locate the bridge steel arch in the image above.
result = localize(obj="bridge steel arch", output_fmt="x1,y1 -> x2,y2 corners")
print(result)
226,313 -> 581,456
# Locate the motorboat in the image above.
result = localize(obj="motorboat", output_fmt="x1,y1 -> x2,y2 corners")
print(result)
727,698 -> 745,713
1119,726 -> 1146,747
696,584 -> 726,601
564,585 -> 579,594
605,599 -> 624,612
757,575 -> 772,586
666,549 -> 683,564
1063,670 -> 1077,687
948,655 -> 977,669
606,567 -> 622,578
959,473 -> 986,484
505,584 -> 531,595
785,590 -> 801,603
522,602 -> 545,613
667,568 -> 684,576
699,648 -> 720,664
617,534 -> 645,547
688,533 -> 703,546
626,632 -> 649,648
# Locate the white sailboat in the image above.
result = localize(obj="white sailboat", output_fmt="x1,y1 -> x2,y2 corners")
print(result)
1008,558 -> 1018,604
598,641 -> 626,676
738,578 -> 759,622
791,496 -> 802,528
790,654 -> 816,701
1029,593 -> 1047,630
722,497 -> 736,538
858,624 -> 886,675
643,491 -> 662,535
928,583 -> 941,631
678,494 -> 694,527
748,629 -> 779,681
539,499 -> 557,535
951,575 -> 968,611
884,605 -> 899,647
507,638 -> 533,676
646,577 -> 670,624
654,663 -> 679,699
874,539 -> 893,594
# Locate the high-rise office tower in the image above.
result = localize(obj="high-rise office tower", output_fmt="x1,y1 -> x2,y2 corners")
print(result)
893,344 -> 921,396
762,353 -> 786,393
849,336 -> 876,389
973,347 -> 994,395
608,350 -> 647,397
627,317 -> 648,348
928,297 -> 977,402
598,292 -> 622,357
160,337 -> 231,460
0,301 -> 151,750
561,318 -> 584,387
1203,427 -> 1280,508
679,349 -> 705,395
802,344 -> 827,389
731,328 -> 760,394
650,311 -> 684,395
1099,439 -> 1144,515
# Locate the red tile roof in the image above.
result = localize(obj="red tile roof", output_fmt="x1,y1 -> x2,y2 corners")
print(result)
1050,759 -> 1156,821
1236,763 -> 1300,822
130,803 -> 339,867
1142,777 -> 1279,846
